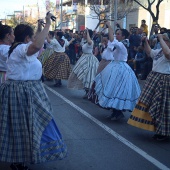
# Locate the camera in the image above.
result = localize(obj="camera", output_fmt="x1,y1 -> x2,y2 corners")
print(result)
47,11 -> 56,22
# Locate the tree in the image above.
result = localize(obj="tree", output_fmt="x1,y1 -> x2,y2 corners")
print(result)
6,16 -> 19,28
87,0 -> 136,30
133,0 -> 164,36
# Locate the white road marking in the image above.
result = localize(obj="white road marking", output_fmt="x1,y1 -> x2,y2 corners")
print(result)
44,84 -> 170,170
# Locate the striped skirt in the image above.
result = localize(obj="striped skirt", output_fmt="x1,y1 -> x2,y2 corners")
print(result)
0,80 -> 67,163
0,71 -> 6,85
94,61 -> 141,111
67,53 -> 99,89
43,52 -> 71,80
128,71 -> 170,136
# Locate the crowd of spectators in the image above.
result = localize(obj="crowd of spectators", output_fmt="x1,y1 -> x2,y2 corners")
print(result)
43,20 -> 170,81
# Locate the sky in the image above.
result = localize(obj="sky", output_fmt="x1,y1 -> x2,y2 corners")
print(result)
0,0 -> 56,19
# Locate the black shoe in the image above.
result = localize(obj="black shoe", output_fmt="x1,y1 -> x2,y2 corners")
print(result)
58,81 -> 62,86
10,163 -> 31,170
152,134 -> 169,141
106,111 -> 117,119
152,134 -> 159,139
106,114 -> 115,119
55,79 -> 62,86
111,111 -> 124,120
53,83 -> 61,87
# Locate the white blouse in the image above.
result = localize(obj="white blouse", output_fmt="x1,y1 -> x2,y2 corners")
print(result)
7,42 -> 42,80
0,45 -> 10,72
101,41 -> 115,60
82,41 -> 94,54
150,49 -> 170,74
44,39 -> 53,49
50,38 -> 69,52
110,39 -> 128,62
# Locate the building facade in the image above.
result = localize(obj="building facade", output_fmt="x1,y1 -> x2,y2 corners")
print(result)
62,0 -> 170,32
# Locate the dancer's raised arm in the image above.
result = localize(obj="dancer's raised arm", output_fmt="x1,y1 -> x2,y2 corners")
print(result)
106,21 -> 114,42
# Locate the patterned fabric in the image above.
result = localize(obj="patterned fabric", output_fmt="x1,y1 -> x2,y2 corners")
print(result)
128,71 -> 170,136
67,53 -> 99,89
40,119 -> 67,162
38,48 -> 54,65
43,52 -> 71,80
94,61 -> 141,111
0,80 -> 67,163
0,71 -> 6,85
127,102 -> 155,131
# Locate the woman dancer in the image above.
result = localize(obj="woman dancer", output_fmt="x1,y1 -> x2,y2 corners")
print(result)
67,28 -> 99,99
94,21 -> 141,120
128,32 -> 170,141
43,31 -> 74,87
0,24 -> 15,84
0,14 -> 67,170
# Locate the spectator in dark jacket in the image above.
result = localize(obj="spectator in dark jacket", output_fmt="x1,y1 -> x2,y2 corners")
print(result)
129,27 -> 141,59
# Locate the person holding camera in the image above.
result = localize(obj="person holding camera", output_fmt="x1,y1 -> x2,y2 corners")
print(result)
128,32 -> 170,141
0,13 -> 67,170
129,26 -> 141,60
149,24 -> 160,49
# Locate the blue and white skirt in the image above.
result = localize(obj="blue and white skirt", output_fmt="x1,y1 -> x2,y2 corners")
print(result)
0,80 -> 67,164
95,61 -> 141,111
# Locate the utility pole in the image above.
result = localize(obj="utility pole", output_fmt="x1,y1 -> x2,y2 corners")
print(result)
60,0 -> 63,30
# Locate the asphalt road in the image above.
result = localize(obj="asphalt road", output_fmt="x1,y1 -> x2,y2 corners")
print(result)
1,79 -> 170,170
